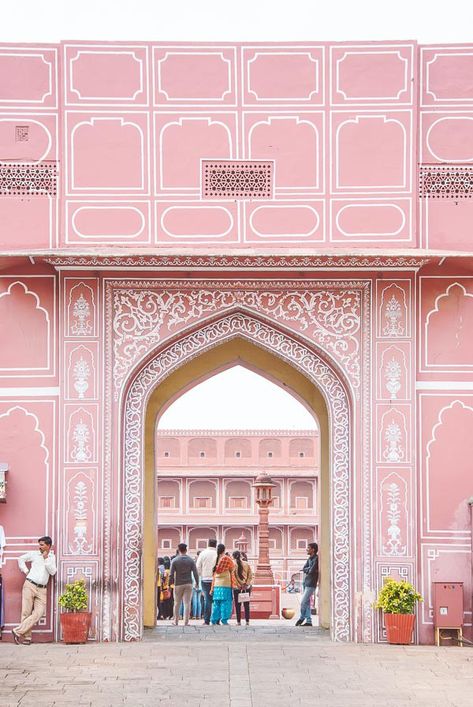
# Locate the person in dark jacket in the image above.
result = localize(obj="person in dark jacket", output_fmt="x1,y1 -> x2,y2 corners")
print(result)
295,542 -> 319,626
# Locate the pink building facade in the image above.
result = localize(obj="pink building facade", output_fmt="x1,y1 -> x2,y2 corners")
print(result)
155,429 -> 319,582
0,41 -> 472,644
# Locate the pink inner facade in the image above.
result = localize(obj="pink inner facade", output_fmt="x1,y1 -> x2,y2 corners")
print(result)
155,429 -> 319,581
0,41 -> 473,645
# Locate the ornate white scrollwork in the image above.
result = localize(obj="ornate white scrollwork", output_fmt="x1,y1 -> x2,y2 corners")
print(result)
112,282 -> 363,395
102,278 -> 371,644
122,312 -> 352,642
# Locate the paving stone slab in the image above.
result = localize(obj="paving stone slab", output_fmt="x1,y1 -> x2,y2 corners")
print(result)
1,635 -> 473,707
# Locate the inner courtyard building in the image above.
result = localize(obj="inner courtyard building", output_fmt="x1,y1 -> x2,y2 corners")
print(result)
155,427 -> 319,586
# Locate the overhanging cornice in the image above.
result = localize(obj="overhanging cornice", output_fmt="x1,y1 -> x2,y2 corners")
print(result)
1,249 -> 473,271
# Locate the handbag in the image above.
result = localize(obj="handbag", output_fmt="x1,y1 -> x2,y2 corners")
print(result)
161,588 -> 171,601
238,591 -> 250,603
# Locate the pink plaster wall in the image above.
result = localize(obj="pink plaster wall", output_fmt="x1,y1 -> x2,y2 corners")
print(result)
0,38 -> 473,645
0,267 -> 471,644
0,40 -> 454,250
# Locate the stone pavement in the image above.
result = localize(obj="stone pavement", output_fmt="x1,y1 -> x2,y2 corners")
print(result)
144,619 -> 330,641
0,625 -> 472,707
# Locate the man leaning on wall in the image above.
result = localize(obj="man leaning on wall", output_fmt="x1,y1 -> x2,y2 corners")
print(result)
12,536 -> 57,645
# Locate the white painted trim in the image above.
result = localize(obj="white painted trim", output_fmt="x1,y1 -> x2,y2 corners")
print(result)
0,387 -> 59,396
416,381 -> 473,390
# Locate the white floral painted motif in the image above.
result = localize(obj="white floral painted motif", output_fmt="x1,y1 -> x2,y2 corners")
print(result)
71,419 -> 92,463
382,482 -> 406,556
71,294 -> 92,336
384,357 -> 401,399
68,480 -> 92,555
383,294 -> 404,337
73,357 -> 90,399
383,421 -> 404,463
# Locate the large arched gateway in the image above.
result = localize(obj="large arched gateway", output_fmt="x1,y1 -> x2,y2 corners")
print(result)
98,277 -> 371,644
121,312 -> 353,641
2,39 -> 472,648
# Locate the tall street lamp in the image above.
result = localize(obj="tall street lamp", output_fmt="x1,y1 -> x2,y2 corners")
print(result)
253,471 -> 276,585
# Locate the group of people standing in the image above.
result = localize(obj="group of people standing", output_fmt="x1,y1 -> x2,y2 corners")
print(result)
157,539 -> 253,626
9,536 -> 318,644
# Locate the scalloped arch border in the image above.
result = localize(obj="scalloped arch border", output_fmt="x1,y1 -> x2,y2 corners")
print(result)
121,311 -> 352,642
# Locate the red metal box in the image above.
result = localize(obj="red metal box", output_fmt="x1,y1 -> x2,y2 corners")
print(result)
432,582 -> 464,628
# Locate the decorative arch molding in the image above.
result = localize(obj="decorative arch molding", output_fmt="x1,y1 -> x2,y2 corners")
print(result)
121,311 -> 353,642
107,279 -> 367,399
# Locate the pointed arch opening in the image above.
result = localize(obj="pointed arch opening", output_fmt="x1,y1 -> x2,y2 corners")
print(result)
121,312 -> 353,642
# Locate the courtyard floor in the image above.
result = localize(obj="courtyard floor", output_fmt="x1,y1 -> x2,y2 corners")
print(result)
0,624 -> 472,706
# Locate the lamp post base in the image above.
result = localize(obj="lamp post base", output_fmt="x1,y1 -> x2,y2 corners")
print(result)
254,567 -> 275,585
250,584 -> 281,619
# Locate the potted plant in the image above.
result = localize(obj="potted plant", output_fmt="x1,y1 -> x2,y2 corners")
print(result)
59,579 -> 91,644
375,578 -> 423,644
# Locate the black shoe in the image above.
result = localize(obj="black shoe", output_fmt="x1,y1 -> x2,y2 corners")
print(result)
303,621 -> 313,626
295,619 -> 304,626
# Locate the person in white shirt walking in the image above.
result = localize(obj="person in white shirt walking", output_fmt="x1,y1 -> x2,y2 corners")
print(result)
12,536 -> 57,645
196,538 -> 217,625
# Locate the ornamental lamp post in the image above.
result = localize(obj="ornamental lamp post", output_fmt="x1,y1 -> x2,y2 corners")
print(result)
235,531 -> 249,556
253,471 -> 276,585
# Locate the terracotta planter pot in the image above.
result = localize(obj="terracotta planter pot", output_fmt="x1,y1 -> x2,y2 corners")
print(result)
60,611 -> 91,644
281,608 -> 295,620
384,613 -> 415,644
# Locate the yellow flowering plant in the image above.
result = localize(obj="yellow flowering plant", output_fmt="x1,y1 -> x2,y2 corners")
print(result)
375,578 -> 423,614
58,579 -> 89,612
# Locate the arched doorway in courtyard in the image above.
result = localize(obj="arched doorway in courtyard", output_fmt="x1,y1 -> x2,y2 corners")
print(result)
121,312 -> 353,642
154,362 -> 320,625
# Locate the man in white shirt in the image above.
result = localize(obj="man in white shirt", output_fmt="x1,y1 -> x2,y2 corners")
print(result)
196,538 -> 217,625
12,536 -> 57,645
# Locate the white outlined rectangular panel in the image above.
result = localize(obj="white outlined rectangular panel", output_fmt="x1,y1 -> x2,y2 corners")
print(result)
242,45 -> 324,106
65,200 -> 151,244
421,47 -> 473,106
243,199 -> 325,244
64,43 -> 149,106
330,197 -> 412,243
154,45 -> 237,106
330,44 -> 414,106
65,111 -> 150,196
0,46 -> 58,108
